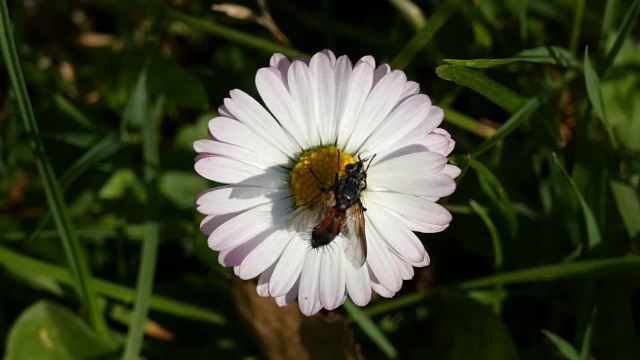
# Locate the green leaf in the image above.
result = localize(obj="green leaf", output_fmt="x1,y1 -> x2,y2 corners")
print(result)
583,47 -> 616,148
436,65 -> 525,113
442,106 -> 496,138
600,0 -> 640,76
550,153 -> 601,250
4,301 -> 117,360
160,171 -> 209,209
147,57 -> 208,109
541,329 -> 580,360
443,46 -> 579,68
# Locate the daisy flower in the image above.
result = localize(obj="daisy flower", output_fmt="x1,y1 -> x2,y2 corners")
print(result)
194,50 -> 460,316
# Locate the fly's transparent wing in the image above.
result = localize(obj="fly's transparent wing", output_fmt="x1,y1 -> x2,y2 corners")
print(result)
288,190 -> 335,233
341,200 -> 367,269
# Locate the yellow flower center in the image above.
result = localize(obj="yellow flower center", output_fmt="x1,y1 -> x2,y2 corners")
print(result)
290,146 -> 355,206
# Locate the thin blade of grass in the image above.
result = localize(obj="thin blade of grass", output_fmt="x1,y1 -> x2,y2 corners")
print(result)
166,10 -> 304,58
550,153 -> 601,250
471,70 -> 577,157
610,180 -> 640,244
584,47 -> 617,149
541,329 -> 580,360
0,246 -> 225,325
600,0 -> 640,77
442,106 -> 496,138
387,0 -> 426,31
390,0 -> 459,69
443,46 -> 579,68
436,65 -> 525,112
568,0 -> 585,54
579,308 -> 597,360
0,1 -> 108,337
363,256 -> 640,316
122,70 -> 164,360
344,300 -> 397,359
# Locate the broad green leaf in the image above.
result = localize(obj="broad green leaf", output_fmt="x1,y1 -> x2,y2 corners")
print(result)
409,292 -> 518,360
436,65 -> 525,112
469,159 -> 518,237
4,301 -> 117,360
550,153 -> 601,250
541,329 -> 580,360
444,46 -> 579,68
583,48 -> 616,148
98,168 -> 146,202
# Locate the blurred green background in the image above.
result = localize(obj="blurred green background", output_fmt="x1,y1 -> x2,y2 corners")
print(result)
1,0 -> 639,359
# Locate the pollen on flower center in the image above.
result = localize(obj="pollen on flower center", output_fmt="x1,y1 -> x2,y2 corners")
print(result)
290,146 -> 355,206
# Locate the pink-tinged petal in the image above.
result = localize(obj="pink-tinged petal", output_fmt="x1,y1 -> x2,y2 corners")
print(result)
402,81 -> 420,98
269,53 -> 291,83
196,186 -> 290,215
206,116 -> 290,165
424,129 -> 455,156
366,191 -> 453,230
208,199 -> 289,250
194,156 -> 288,188
345,71 -> 407,153
288,61 -> 317,145
393,255 -> 415,280
225,91 -> 299,157
298,250 -> 322,315
372,64 -> 391,85
356,55 -> 376,69
319,249 -> 346,310
256,67 -> 310,148
384,205 -> 450,233
365,222 -> 403,293
269,236 -> 307,297
200,212 -> 239,235
345,264 -> 372,306
219,232 -> 271,267
359,94 -> 432,154
442,164 -> 462,179
365,206 -> 427,263
410,251 -> 431,267
319,49 -> 337,65
369,160 -> 457,197
238,229 -> 295,279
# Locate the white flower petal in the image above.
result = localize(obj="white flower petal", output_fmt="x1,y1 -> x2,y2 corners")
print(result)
269,236 -> 307,297
393,254 -> 415,280
195,155 -> 288,188
366,206 -> 427,263
219,232 -> 269,267
256,67 -> 310,148
369,270 -> 396,298
238,229 -> 295,279
319,247 -> 346,310
336,61 -> 374,146
345,264 -> 372,306
366,191 -> 453,230
208,199 -> 289,251
365,221 -> 402,293
443,164 -> 462,179
225,90 -> 299,157
256,263 -> 276,297
200,212 -> 238,235
309,52 -> 337,145
194,139 -> 275,169
275,279 -> 299,307
196,186 -> 290,215
298,250 -> 322,315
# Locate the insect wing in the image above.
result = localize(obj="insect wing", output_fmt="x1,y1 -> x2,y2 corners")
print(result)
341,200 -> 367,268
288,190 -> 335,233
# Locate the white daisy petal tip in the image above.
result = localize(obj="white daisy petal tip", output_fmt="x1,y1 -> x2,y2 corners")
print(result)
193,50 -> 458,316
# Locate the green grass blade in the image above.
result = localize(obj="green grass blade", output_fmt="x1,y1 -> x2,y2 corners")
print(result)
344,300 -> 397,359
363,256 -> 640,316
579,308 -> 597,360
390,0 -> 459,69
584,47 -> 617,148
122,70 -> 164,360
442,106 -> 496,138
541,329 -> 580,360
551,153 -> 601,250
436,65 -> 525,112
166,10 -> 304,58
443,46 -> 579,68
0,246 -> 225,325
469,159 -> 518,237
387,0 -> 426,31
472,70 -> 577,156
610,180 -> 640,243
53,94 -> 96,130
0,1 -> 108,337
600,0 -> 640,76
568,0 -> 585,54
